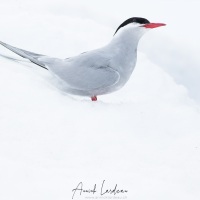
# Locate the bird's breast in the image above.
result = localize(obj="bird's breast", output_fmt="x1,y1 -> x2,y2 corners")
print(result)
110,49 -> 137,88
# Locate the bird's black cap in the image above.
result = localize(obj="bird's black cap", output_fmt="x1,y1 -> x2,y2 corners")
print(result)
114,17 -> 150,35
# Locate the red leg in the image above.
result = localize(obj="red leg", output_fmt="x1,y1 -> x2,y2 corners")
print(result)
91,96 -> 97,101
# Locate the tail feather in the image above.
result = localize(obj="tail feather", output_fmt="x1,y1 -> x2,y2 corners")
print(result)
0,41 -> 48,70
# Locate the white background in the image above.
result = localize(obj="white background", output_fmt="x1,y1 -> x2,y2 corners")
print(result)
0,0 -> 200,200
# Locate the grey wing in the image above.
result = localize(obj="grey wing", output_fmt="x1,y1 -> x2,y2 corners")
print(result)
0,41 -> 120,90
51,64 -> 120,91
0,41 -> 57,69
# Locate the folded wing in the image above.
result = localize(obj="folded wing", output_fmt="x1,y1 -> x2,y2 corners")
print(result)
0,41 -> 120,91
0,41 -> 49,69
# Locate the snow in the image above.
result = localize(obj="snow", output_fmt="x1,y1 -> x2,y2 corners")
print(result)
0,0 -> 200,200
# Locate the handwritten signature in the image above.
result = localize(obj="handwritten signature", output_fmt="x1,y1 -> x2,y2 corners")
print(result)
72,180 -> 128,199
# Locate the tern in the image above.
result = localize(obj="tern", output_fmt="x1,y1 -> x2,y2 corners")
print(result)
0,17 -> 166,101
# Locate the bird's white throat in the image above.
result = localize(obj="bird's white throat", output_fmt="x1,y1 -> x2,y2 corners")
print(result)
106,25 -> 147,72
111,24 -> 147,50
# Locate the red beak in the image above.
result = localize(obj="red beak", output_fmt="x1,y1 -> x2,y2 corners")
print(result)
143,23 -> 166,29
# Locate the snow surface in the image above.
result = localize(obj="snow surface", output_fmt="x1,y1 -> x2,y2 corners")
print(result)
0,0 -> 200,200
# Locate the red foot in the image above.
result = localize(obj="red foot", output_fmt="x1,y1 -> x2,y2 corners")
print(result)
91,96 -> 97,101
